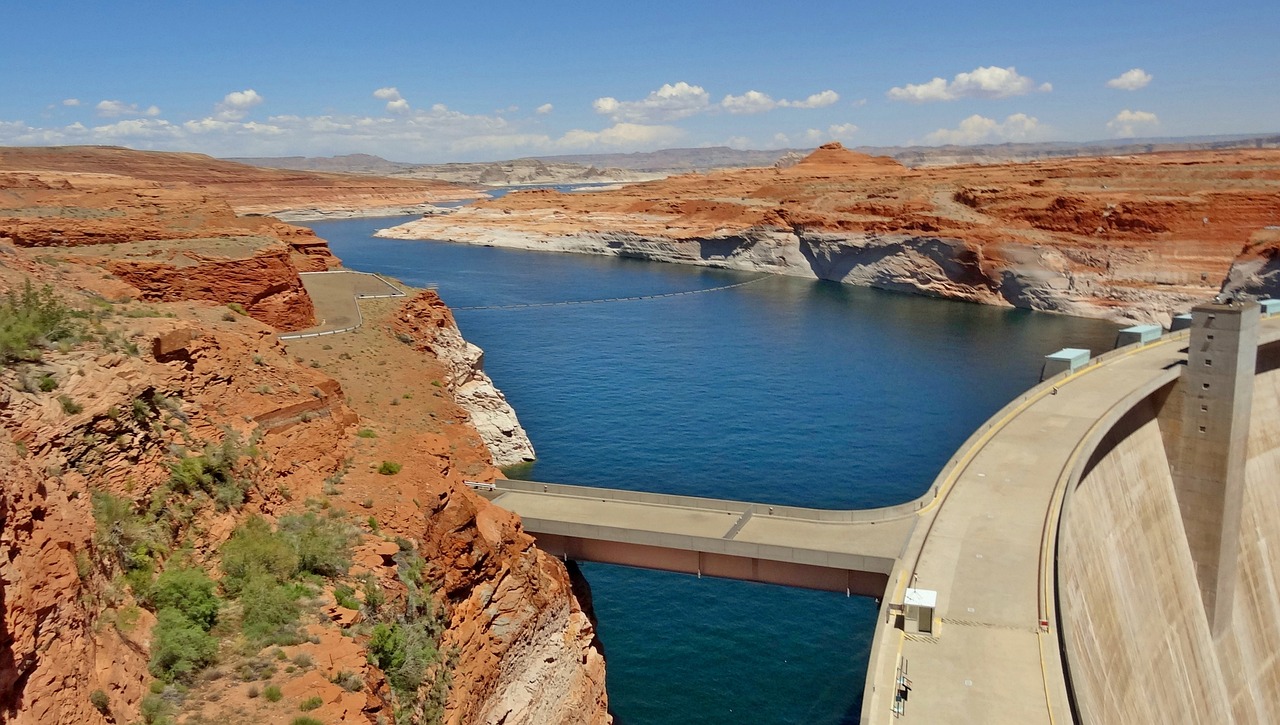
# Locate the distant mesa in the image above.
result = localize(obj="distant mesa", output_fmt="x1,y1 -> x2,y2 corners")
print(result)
785,141 -> 908,175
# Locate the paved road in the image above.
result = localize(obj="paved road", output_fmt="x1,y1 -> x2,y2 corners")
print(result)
284,270 -> 403,338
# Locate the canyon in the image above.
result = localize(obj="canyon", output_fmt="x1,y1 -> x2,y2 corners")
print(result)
0,150 -> 606,724
380,143 -> 1280,325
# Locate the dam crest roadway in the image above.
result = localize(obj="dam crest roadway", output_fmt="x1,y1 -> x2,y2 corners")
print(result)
473,303 -> 1280,725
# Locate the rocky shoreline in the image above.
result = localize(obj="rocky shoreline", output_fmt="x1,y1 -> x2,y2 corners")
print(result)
376,144 -> 1280,327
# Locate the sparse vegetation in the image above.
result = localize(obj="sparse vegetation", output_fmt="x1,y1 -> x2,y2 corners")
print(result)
378,461 -> 402,476
264,684 -> 283,702
90,689 -> 110,714
58,395 -> 82,414
357,428 -> 377,438
220,513 -> 355,646
0,280 -> 74,364
37,373 -> 58,392
299,695 -> 323,711
333,584 -> 360,611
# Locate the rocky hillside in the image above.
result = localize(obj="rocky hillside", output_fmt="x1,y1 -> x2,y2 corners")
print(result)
380,143 -> 1280,325
0,155 -> 608,724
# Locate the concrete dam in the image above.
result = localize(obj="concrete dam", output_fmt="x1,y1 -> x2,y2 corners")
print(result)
478,299 -> 1280,724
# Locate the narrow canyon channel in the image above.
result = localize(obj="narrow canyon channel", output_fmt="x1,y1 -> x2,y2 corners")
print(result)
304,215 -> 1120,724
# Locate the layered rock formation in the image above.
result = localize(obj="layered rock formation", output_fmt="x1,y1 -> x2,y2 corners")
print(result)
380,143 -> 1280,325
391,291 -> 536,468
0,150 -> 607,724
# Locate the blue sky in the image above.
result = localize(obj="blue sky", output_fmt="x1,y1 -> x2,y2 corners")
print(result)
2,1 -> 1277,162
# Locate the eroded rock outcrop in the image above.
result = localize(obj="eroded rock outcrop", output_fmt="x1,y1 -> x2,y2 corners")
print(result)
391,291 -> 536,468
0,148 -> 606,724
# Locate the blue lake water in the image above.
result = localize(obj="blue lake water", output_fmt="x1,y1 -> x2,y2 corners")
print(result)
304,216 -> 1119,724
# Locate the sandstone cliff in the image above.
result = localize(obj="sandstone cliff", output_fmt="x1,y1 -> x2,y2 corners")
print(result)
379,144 -> 1280,325
0,152 -> 607,725
391,292 -> 536,468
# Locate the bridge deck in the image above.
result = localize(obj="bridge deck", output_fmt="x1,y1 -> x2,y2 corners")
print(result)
485,480 -> 919,593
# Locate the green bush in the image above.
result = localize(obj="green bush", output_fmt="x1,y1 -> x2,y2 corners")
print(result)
333,584 -> 360,611
299,695 -> 323,711
278,512 -> 355,578
151,566 -> 220,631
139,693 -> 171,724
91,490 -> 164,575
356,428 -> 377,438
368,620 -> 441,696
37,374 -> 58,392
377,461 -> 401,476
292,718 -> 323,725
264,684 -> 283,702
57,395 -> 82,414
89,689 -> 110,714
168,432 -> 257,509
220,516 -> 298,595
0,280 -> 73,364
238,573 -> 302,645
148,607 -> 218,682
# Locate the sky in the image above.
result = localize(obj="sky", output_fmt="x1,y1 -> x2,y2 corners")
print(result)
2,0 -> 1277,163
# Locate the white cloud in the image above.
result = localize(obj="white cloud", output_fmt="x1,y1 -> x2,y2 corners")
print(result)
593,82 -> 710,122
214,89 -> 264,120
535,103 -> 554,115
783,90 -> 840,109
925,113 -> 1045,144
96,100 -> 161,118
721,89 -> 839,114
372,87 -> 410,113
1107,68 -> 1152,91
558,122 -> 684,149
1106,109 -> 1159,137
888,66 -> 1049,102
721,90 -> 777,115
62,98 -> 80,107
803,123 -> 860,143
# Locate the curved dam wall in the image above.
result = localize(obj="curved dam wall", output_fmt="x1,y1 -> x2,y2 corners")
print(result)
1058,339 -> 1280,724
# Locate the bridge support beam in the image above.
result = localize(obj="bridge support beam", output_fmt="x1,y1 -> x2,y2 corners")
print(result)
532,533 -> 890,597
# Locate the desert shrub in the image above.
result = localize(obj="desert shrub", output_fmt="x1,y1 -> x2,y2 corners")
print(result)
292,718 -> 323,725
37,374 -> 58,392
333,584 -> 360,611
299,695 -> 323,711
92,491 -> 161,573
168,432 -> 258,509
58,395 -> 82,414
357,428 -> 377,438
278,511 -> 355,578
264,684 -> 283,702
219,516 -> 298,595
0,280 -> 73,364
89,689 -> 110,714
247,684 -> 260,698
148,607 -> 218,682
334,669 -> 363,692
151,566 -> 220,631
368,620 -> 441,696
237,573 -> 302,645
377,461 -> 401,476
139,693 -> 171,724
